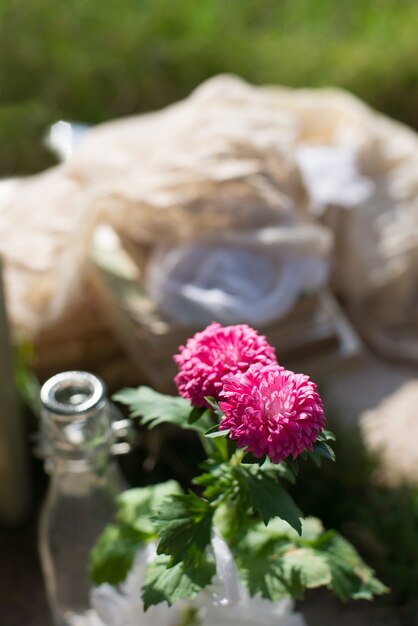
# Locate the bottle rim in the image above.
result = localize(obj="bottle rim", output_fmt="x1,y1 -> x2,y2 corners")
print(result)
40,371 -> 106,416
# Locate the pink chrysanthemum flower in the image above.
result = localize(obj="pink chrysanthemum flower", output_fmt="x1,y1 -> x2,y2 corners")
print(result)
219,363 -> 326,463
174,322 -> 277,407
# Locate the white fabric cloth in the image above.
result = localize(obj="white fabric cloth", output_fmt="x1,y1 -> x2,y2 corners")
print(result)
146,241 -> 328,326
296,145 -> 375,212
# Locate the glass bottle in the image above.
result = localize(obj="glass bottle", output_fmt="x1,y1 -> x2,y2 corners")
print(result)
38,371 -> 130,626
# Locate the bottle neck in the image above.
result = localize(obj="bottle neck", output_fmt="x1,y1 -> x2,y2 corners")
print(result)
45,445 -> 112,475
40,371 -> 115,477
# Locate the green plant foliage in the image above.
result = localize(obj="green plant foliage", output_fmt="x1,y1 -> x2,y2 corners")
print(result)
311,441 -> 336,463
142,553 -> 216,610
89,524 -> 148,586
113,386 -> 192,428
193,462 -> 241,503
152,492 -> 214,567
324,534 -> 389,600
117,480 -> 182,535
241,465 -> 303,533
90,481 -> 181,585
89,386 -> 389,611
114,386 -> 213,434
289,420 -> 417,605
233,517 -> 388,602
257,458 -> 296,484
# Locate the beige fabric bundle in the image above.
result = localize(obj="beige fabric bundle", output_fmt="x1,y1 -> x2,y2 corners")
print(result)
0,169 -> 89,331
1,74 -> 418,362
66,75 -> 418,324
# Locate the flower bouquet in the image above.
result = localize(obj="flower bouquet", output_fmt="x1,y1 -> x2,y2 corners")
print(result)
89,322 -> 387,625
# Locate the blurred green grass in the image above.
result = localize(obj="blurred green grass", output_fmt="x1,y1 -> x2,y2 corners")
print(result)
1,0 -> 418,175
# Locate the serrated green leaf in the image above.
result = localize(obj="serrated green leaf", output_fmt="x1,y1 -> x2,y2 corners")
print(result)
113,386 -> 192,429
234,516 -> 387,603
281,548 -> 332,588
243,468 -> 303,534
323,533 -> 389,600
152,492 -> 214,566
117,481 -> 182,534
236,520 -> 294,554
235,516 -> 321,555
234,531 -> 297,601
236,555 -> 289,601
89,524 -> 146,585
142,553 -> 216,610
239,542 -> 331,598
285,568 -> 305,599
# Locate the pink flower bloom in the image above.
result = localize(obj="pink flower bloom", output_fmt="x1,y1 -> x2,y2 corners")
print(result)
174,322 -> 277,407
219,363 -> 325,463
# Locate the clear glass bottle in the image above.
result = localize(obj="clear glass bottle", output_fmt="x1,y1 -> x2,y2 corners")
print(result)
38,371 -> 129,626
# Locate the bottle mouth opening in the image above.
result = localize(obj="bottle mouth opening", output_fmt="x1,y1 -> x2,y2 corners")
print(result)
40,371 -> 106,416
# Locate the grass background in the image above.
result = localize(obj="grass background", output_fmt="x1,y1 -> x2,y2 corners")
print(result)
1,0 -> 418,175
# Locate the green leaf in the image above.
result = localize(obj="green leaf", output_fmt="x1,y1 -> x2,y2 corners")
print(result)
307,450 -> 322,468
204,396 -> 225,420
258,458 -> 296,484
202,430 -> 230,462
299,517 -> 326,542
187,406 -> 206,424
233,530 -> 296,601
113,386 -> 192,429
286,457 -> 299,476
236,553 -> 290,601
241,452 -> 264,465
193,462 -> 240,503
318,429 -> 336,442
205,425 -> 230,438
117,481 -> 182,535
323,534 -> 389,600
281,548 -> 332,588
234,517 -> 387,603
152,492 -> 214,567
242,467 -> 303,534
189,410 -> 215,435
142,553 -> 215,610
89,524 -> 147,585
313,441 -> 336,463
235,520 -> 293,554
233,516 -> 320,556
237,542 -> 331,599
